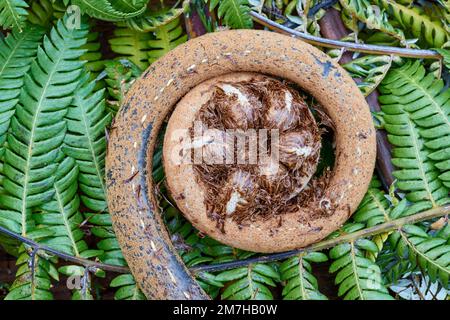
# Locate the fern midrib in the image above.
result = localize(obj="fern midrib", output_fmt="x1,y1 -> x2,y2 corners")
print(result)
79,103 -> 107,200
297,255 -> 308,300
395,68 -> 450,130
367,189 -> 391,222
54,183 -> 80,257
248,264 -> 255,299
404,117 -> 437,207
21,42 -> 67,236
350,242 -> 365,300
229,0 -> 246,28
399,231 -> 450,276
3,0 -> 23,31
0,32 -> 28,76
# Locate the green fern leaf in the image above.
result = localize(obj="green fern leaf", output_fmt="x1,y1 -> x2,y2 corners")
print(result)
126,6 -> 186,33
0,15 -> 88,240
27,0 -> 54,27
435,48 -> 450,71
0,25 -> 45,158
147,17 -> 187,64
0,0 -> 28,31
280,252 -> 328,300
210,0 -> 253,29
110,274 -> 146,300
329,224 -> 394,300
81,22 -> 104,80
71,0 -> 147,21
63,73 -> 111,212
343,55 -> 396,97
103,59 -> 141,115
380,61 -> 450,190
374,0 -> 449,48
109,26 -> 152,71
216,264 -> 279,300
390,225 -> 450,288
339,0 -> 406,45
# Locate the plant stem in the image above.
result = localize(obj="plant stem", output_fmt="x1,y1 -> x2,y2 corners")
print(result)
250,11 -> 441,60
1,205 -> 448,275
191,204 -> 450,274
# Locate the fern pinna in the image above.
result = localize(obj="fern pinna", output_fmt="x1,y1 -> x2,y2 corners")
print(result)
379,61 -> 450,213
280,252 -> 328,300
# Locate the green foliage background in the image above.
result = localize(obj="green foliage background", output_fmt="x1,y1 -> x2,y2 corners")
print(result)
0,0 -> 448,300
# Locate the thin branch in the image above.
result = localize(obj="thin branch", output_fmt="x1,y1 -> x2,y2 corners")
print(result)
1,205 -> 448,275
250,11 -> 441,60
0,225 -> 129,274
191,204 -> 450,274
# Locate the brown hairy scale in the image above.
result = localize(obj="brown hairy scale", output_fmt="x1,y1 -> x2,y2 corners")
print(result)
191,77 -> 328,231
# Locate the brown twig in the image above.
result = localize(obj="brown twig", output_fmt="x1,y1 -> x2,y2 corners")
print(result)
191,204 -> 450,274
1,205 -> 449,275
250,11 -> 441,59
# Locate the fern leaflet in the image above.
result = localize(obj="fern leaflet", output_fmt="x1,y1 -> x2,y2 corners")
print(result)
0,0 -> 28,31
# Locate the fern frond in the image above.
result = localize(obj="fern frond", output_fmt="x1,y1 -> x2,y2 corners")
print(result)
27,0 -> 53,27
339,0 -> 406,45
329,224 -> 394,300
110,274 -> 146,300
0,25 -> 45,158
104,59 -> 141,115
0,15 -> 88,239
81,22 -> 104,80
390,225 -> 450,288
86,212 -> 146,299
380,61 -> 450,190
374,0 -> 449,48
216,263 -> 280,300
210,0 -> 253,29
5,243 -> 58,300
147,17 -> 187,64
126,6 -> 186,33
63,73 -> 111,212
71,0 -> 147,21
0,0 -> 28,31
280,252 -> 328,300
343,55 -> 395,97
109,26 -> 152,71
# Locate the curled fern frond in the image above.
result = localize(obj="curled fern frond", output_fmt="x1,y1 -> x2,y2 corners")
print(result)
71,0 -> 148,22
147,17 -> 187,64
0,25 -> 45,158
374,0 -> 449,48
210,0 -> 253,29
280,252 -> 328,300
63,73 -> 111,212
0,0 -> 28,31
109,26 -> 152,71
329,224 -> 394,300
215,263 -> 280,300
380,61 -> 450,191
